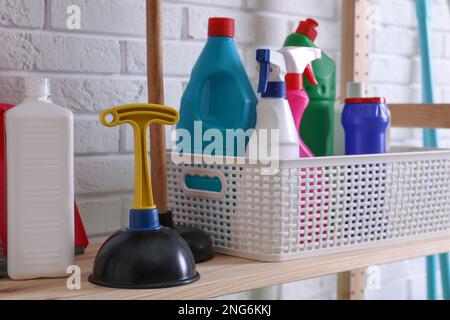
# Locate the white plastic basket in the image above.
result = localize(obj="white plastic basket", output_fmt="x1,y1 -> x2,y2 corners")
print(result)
166,148 -> 450,261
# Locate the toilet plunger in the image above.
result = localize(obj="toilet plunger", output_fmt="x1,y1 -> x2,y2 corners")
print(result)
146,0 -> 214,262
88,103 -> 199,289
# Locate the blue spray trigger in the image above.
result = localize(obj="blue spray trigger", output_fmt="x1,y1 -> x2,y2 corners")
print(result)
256,49 -> 270,94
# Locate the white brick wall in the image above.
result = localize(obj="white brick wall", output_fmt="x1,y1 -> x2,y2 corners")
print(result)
0,0 -> 45,28
0,0 -> 449,300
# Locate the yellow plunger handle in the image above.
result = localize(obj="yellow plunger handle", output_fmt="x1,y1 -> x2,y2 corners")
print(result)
99,103 -> 179,210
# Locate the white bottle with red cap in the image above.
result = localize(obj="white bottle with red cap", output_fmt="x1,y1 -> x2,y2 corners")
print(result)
6,77 -> 74,280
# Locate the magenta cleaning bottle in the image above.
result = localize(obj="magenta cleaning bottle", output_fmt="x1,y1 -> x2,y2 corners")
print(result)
285,68 -> 318,157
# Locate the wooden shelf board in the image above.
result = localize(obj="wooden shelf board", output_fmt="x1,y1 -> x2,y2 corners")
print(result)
2,235 -> 450,300
390,104 -> 450,129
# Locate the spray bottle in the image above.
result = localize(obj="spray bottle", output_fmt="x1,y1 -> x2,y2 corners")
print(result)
284,19 -> 337,157
251,48 -> 327,243
249,47 -> 320,160
284,48 -> 321,157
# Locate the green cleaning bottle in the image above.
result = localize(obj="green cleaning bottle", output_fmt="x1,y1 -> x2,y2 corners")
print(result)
283,18 -> 336,156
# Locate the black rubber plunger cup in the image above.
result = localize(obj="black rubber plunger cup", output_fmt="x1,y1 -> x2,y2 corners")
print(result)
90,103 -> 200,289
159,211 -> 214,263
89,208 -> 199,289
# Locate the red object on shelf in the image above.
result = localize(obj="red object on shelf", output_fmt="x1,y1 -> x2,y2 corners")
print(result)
74,202 -> 89,249
0,103 -> 88,256
75,202 -> 89,251
345,97 -> 386,104
208,17 -> 235,38
0,103 -> 14,257
295,18 -> 319,42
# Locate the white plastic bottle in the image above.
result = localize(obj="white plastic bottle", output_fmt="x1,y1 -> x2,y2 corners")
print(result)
6,78 -> 74,280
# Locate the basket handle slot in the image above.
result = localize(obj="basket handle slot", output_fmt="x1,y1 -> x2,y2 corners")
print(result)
181,167 -> 226,199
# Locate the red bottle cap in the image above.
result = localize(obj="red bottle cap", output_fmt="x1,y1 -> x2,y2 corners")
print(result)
208,17 -> 235,38
345,97 -> 386,104
286,73 -> 303,90
295,18 -> 319,42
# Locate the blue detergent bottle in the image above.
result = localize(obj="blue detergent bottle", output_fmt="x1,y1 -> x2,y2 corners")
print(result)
342,97 -> 390,155
177,17 -> 257,194
342,97 -> 390,241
